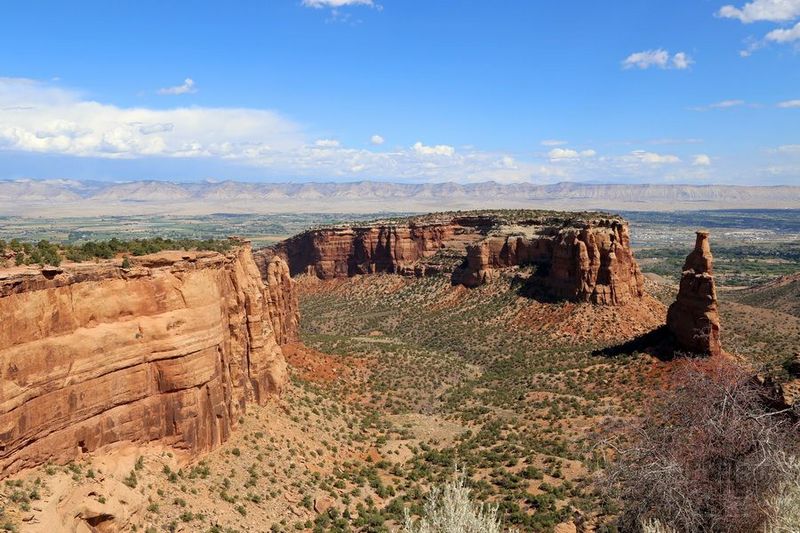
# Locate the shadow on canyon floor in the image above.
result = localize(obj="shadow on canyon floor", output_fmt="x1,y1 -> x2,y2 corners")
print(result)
592,325 -> 681,361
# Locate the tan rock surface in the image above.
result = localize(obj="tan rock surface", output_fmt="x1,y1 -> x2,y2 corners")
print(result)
0,245 -> 296,475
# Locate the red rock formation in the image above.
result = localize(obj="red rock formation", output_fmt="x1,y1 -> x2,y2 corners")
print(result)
273,223 -> 473,279
667,231 -> 722,356
256,252 -> 300,345
0,245 -> 296,475
453,220 -> 644,305
276,212 -> 645,305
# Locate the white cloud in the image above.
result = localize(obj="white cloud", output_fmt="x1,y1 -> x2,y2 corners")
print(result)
622,49 -> 693,70
412,141 -> 455,157
314,138 -> 340,148
137,122 -> 174,135
690,99 -> 747,111
711,99 -> 746,108
0,77 -> 303,159
775,144 -> 800,154
302,0 -> 373,7
718,0 -> 800,22
778,99 -> 800,108
540,139 -> 567,146
692,154 -> 712,166
370,134 -> 384,145
548,148 -> 579,159
0,77 -> 753,184
766,21 -> 800,42
157,78 -> 197,96
672,52 -> 693,69
548,148 -> 596,160
625,150 -> 681,164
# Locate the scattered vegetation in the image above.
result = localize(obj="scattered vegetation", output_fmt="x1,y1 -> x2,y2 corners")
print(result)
0,237 -> 233,267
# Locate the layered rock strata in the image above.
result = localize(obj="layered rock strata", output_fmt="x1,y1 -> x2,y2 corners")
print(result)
0,245 -> 295,475
255,252 -> 300,345
452,220 -> 644,305
273,223 -> 475,279
274,212 -> 645,305
667,231 -> 722,356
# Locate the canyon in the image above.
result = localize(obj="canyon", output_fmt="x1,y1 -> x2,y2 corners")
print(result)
0,212 -> 723,482
272,211 -> 645,305
0,244 -> 297,476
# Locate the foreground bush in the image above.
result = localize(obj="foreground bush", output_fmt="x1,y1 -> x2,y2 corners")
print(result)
765,454 -> 800,533
607,359 -> 800,532
403,472 -> 510,533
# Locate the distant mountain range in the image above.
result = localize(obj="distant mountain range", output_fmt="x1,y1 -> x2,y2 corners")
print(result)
1,179 -> 798,216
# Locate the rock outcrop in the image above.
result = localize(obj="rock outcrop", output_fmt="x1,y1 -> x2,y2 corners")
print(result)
0,245 -> 296,475
667,231 -> 722,356
274,211 -> 645,305
452,220 -> 644,305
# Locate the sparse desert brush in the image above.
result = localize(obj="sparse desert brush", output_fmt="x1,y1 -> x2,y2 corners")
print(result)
606,359 -> 800,533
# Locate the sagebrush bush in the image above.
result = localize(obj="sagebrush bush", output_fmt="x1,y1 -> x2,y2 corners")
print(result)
640,519 -> 677,533
403,471 -> 511,533
765,454 -> 800,533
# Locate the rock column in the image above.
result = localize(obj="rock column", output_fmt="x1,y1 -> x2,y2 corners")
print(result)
667,231 -> 722,356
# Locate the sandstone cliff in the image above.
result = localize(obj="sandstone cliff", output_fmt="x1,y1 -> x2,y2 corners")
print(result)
0,245 -> 295,475
667,231 -> 722,356
272,222 -> 473,279
274,211 -> 645,305
255,252 -> 300,345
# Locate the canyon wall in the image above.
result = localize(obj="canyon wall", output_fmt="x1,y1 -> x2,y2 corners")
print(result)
0,245 -> 295,475
274,212 -> 645,305
272,222 -> 477,279
667,231 -> 722,356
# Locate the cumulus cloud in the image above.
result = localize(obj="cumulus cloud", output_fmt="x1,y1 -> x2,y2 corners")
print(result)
766,21 -> 800,42
672,52 -> 693,69
778,99 -> 800,108
137,123 -> 175,135
314,139 -> 340,148
692,154 -> 712,166
540,139 -> 567,146
302,0 -> 373,7
622,49 -> 693,70
370,134 -> 384,145
625,150 -> 681,164
548,148 -> 596,160
412,141 -> 455,157
0,77 -> 303,159
157,78 -> 197,95
717,0 -> 800,22
0,77 -> 734,184
718,1 -> 800,54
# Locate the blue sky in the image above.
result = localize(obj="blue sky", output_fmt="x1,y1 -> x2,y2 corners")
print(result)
0,0 -> 798,185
